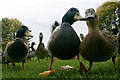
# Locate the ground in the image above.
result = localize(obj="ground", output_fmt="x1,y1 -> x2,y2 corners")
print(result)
1,56 -> 120,79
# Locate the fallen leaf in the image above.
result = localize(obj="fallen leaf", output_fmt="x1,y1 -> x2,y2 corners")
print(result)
60,65 -> 73,71
39,70 -> 55,76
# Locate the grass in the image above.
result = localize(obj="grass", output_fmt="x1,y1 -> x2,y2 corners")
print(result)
2,56 -> 120,79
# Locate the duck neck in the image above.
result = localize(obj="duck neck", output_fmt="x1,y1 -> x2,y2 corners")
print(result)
87,19 -> 99,33
22,36 -> 27,44
39,37 -> 43,45
62,20 -> 75,25
112,29 -> 119,35
31,45 -> 35,51
88,25 -> 100,33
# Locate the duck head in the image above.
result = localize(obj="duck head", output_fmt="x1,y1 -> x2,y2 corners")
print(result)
39,32 -> 43,44
111,21 -> 119,35
110,20 -> 119,35
31,42 -> 36,51
80,33 -> 84,40
85,8 -> 99,31
51,21 -> 60,33
16,25 -> 33,38
111,21 -> 118,30
62,7 -> 84,25
31,42 -> 36,47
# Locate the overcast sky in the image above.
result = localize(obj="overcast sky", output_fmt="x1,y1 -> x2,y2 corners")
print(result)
1,0 -> 110,48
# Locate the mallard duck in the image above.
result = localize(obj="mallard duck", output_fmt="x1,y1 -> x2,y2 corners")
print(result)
46,7 -> 87,73
35,32 -> 48,62
27,42 -> 36,61
4,25 -> 33,70
80,8 -> 119,72
110,21 -> 120,61
110,20 -> 119,35
117,33 -> 120,61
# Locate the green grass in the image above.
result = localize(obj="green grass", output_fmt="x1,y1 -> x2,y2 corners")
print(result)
2,56 -> 120,79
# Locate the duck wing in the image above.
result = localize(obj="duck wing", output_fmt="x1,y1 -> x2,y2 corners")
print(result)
5,38 -> 28,62
47,26 -> 60,50
101,30 -> 118,55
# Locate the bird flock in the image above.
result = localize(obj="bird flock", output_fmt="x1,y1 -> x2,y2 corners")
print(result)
1,7 -> 120,75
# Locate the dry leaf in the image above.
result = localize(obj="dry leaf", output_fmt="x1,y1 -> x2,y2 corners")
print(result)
39,70 -> 55,76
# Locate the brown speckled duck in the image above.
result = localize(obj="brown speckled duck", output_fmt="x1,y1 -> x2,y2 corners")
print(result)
80,8 -> 119,72
35,32 -> 48,62
4,25 -> 33,70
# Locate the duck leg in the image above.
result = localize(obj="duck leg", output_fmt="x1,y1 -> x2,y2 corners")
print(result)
48,56 -> 53,70
46,56 -> 48,63
6,63 -> 9,70
38,58 -> 40,62
88,61 -> 93,71
39,56 -> 54,76
22,60 -> 25,70
117,53 -> 120,61
12,63 -> 16,66
112,56 -> 117,72
77,54 -> 88,73
30,58 -> 31,61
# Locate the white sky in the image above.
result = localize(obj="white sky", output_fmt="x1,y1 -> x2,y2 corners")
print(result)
1,0 -> 109,48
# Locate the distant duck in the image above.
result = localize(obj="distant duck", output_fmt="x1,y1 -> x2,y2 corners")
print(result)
80,33 -> 84,41
27,42 -> 36,61
46,7 -> 87,73
0,49 -> 4,64
4,25 -> 33,70
80,8 -> 118,72
50,21 -> 60,33
110,20 -> 119,35
110,21 -> 120,61
35,32 -> 48,62
117,33 -> 120,61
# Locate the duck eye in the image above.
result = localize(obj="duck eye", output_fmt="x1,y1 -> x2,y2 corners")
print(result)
92,9 -> 95,12
26,31 -> 28,33
76,13 -> 79,16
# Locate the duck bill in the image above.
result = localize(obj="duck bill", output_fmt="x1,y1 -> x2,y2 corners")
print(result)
86,13 -> 95,20
39,33 -> 43,38
111,24 -> 116,29
25,30 -> 33,37
74,12 -> 86,21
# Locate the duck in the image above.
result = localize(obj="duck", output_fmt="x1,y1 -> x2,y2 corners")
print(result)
4,25 -> 33,70
110,21 -> 120,61
110,20 -> 119,36
50,20 -> 60,33
27,42 -> 36,61
35,32 -> 48,62
117,33 -> 120,61
80,33 -> 84,41
46,7 -> 88,73
79,8 -> 119,72
0,49 -> 4,64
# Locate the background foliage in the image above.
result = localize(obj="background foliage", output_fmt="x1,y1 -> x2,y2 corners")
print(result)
1,18 -> 23,51
96,1 -> 120,30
